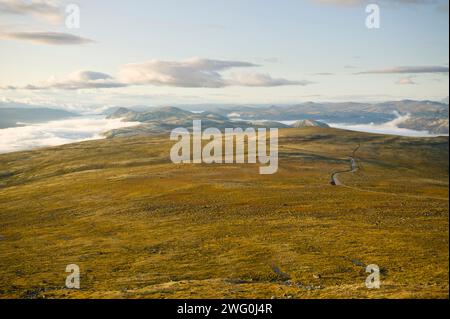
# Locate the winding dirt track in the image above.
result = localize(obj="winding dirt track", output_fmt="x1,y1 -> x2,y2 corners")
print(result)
330,144 -> 449,201
331,144 -> 360,186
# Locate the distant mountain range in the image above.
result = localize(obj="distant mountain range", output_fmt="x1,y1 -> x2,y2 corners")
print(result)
105,99 -> 448,136
1,99 -> 447,135
208,100 -> 449,134
0,107 -> 78,129
105,106 -> 295,137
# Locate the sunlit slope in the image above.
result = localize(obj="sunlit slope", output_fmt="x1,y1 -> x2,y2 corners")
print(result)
0,127 -> 448,299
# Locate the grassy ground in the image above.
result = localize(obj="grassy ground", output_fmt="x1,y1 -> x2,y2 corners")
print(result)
0,127 -> 448,299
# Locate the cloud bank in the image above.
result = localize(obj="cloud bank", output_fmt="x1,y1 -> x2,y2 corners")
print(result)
0,116 -> 140,153
0,1 -> 94,45
14,58 -> 307,90
0,0 -> 62,24
118,58 -> 258,88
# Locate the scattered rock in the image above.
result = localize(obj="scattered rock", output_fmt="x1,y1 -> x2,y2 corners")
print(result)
225,278 -> 248,284
0,171 -> 13,179
146,246 -> 163,254
271,264 -> 291,281
351,259 -> 366,267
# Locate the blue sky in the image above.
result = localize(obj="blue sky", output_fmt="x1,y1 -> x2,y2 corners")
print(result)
0,0 -> 448,112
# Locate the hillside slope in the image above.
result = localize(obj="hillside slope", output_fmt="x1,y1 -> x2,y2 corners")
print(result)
0,127 -> 448,299
105,106 -> 288,137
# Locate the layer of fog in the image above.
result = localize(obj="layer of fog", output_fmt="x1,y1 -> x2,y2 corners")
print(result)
327,113 -> 441,137
250,113 -> 442,137
0,116 -> 140,154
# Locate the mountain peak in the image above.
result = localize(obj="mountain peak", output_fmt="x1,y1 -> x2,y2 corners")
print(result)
291,119 -> 330,128
107,107 -> 137,119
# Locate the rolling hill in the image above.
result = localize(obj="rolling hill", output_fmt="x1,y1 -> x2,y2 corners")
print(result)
104,106 -> 289,137
0,127 -> 448,299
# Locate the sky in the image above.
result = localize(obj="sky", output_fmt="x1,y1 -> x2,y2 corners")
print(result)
0,0 -> 448,113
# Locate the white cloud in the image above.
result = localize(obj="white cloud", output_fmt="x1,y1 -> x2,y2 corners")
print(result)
0,31 -> 93,45
228,72 -> 311,86
118,58 -> 259,88
118,58 -> 306,88
357,66 -> 449,74
14,58 -> 305,90
0,0 -> 63,24
19,70 -> 125,90
396,77 -> 416,85
0,1 -> 94,45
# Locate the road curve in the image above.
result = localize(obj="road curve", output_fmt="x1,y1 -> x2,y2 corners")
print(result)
329,145 -> 449,201
331,144 -> 360,186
